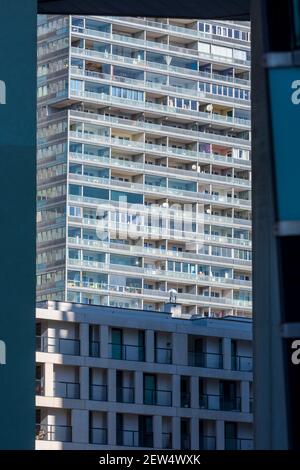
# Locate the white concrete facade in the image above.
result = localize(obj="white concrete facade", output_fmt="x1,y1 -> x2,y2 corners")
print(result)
35,301 -> 253,450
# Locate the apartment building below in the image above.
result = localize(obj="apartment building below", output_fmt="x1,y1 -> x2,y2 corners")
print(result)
36,301 -> 253,450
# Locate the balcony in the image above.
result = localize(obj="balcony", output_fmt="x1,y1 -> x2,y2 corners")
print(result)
109,342 -> 145,362
54,381 -> 80,399
199,435 -> 217,450
107,17 -> 251,55
35,424 -> 72,443
231,355 -> 253,372
71,26 -> 251,72
89,340 -> 100,357
89,427 -> 108,445
225,437 -> 253,450
181,392 -> 191,408
69,111 -> 251,165
188,351 -> 223,369
117,430 -> 153,448
69,87 -> 251,132
36,335 -> 80,355
69,150 -> 251,189
199,394 -> 241,411
36,378 -> 45,396
162,432 -> 172,449
144,388 -> 172,407
155,347 -> 172,364
89,384 -> 108,401
117,386 -> 135,403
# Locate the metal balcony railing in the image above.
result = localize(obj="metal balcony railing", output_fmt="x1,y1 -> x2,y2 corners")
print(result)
89,384 -> 108,401
36,335 -> 80,355
35,378 -> 45,396
35,424 -> 72,442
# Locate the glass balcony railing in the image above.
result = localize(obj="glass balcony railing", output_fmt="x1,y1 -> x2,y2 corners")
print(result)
231,355 -> 253,372
109,342 -> 145,361
117,430 -> 153,448
162,432 -> 172,449
54,381 -> 80,399
36,335 -> 80,355
188,351 -> 223,368
89,427 -> 108,445
144,388 -> 172,407
116,386 -> 135,403
199,436 -> 217,450
71,26 -> 251,73
89,384 -> 108,401
35,424 -> 72,442
181,392 -> 191,408
225,437 -> 253,450
155,347 -> 172,364
89,340 -> 100,357
199,394 -> 241,411
36,378 -> 45,396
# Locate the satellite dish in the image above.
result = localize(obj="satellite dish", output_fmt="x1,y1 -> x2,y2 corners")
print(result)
169,288 -> 178,303
206,104 -> 213,112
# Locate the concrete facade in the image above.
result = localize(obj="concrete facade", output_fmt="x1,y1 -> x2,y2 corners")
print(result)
35,301 -> 253,450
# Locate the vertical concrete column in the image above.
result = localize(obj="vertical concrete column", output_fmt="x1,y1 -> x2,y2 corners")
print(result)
100,325 -> 109,358
172,333 -> 188,365
79,323 -> 89,357
241,380 -> 250,413
80,366 -> 89,400
153,415 -> 163,449
222,337 -> 232,370
216,420 -> 225,450
71,409 -> 89,444
172,416 -> 181,449
145,329 -> 154,363
190,417 -> 199,450
135,371 -> 144,404
172,374 -> 181,408
190,376 -> 199,409
44,362 -> 54,397
108,368 -> 116,402
108,411 -> 116,446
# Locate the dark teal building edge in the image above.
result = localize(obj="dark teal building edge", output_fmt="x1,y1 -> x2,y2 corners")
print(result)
0,1 -> 37,449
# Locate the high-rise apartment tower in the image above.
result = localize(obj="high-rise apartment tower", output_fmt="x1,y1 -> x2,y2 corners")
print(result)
37,16 -> 251,317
